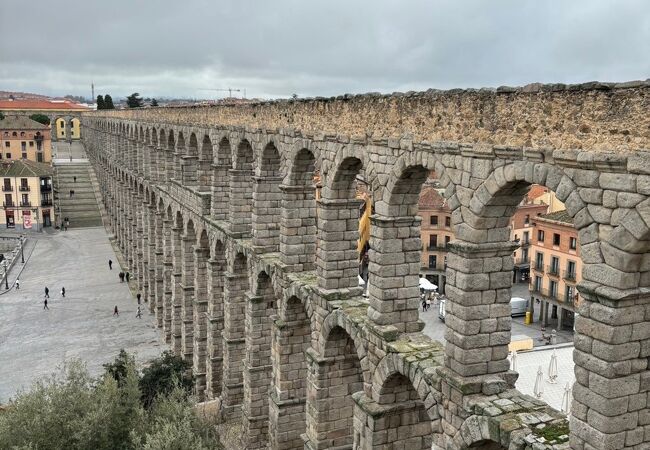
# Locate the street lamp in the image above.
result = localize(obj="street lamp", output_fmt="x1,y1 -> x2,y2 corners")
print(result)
20,235 -> 24,263
3,260 -> 8,289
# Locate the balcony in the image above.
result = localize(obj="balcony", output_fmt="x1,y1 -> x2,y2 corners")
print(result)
531,286 -> 560,302
563,270 -> 577,282
41,185 -> 52,192
2,185 -> 13,192
426,244 -> 448,251
546,265 -> 560,277
532,261 -> 545,273
3,201 -> 15,208
514,256 -> 530,267
19,185 -> 30,192
519,239 -> 531,248
41,199 -> 53,206
19,201 -> 31,207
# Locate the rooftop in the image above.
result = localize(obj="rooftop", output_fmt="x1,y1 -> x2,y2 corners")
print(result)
537,209 -> 573,225
0,99 -> 90,111
419,184 -> 447,210
0,116 -> 49,131
0,159 -> 53,177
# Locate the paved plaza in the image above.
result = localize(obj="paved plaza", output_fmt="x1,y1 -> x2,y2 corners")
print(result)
0,228 -> 167,403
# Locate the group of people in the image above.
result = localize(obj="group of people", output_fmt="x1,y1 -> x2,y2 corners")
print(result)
108,259 -> 141,319
61,217 -> 70,231
42,285 -> 66,310
118,271 -> 130,283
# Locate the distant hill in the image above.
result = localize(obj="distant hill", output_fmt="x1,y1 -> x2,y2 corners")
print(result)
0,91 -> 52,100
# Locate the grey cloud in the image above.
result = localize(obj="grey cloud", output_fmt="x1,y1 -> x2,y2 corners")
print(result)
1,0 -> 648,99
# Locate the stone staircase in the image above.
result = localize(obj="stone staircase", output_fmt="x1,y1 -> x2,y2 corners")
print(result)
54,162 -> 103,228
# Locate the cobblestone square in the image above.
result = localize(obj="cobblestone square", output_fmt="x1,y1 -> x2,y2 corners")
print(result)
0,228 -> 166,403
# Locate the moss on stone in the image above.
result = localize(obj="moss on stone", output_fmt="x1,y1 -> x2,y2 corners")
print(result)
533,420 -> 570,442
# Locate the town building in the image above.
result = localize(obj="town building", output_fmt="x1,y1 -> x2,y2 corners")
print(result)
0,160 -> 54,231
528,210 -> 581,330
0,116 -> 52,163
419,181 -> 451,293
0,98 -> 90,141
511,201 -> 549,282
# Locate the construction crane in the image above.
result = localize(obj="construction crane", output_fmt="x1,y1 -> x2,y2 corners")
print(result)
198,88 -> 246,99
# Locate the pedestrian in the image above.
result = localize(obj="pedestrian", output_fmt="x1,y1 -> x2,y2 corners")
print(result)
125,272 -> 130,283
119,271 -> 124,282
73,175 -> 77,183
44,298 -> 49,310
136,306 -> 142,319
113,305 -> 119,316
69,189 -> 73,198
108,259 -> 113,270
15,278 -> 19,290
61,287 -> 66,298
426,297 -> 431,311
136,293 -> 141,305
44,286 -> 49,298
66,219 -> 70,229
422,298 -> 427,312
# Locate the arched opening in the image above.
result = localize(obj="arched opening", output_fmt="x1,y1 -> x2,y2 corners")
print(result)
211,137 -> 232,220
221,252 -> 250,418
181,220 -> 197,362
269,295 -> 311,449
174,132 -> 186,181
316,156 -> 365,291
229,139 -> 255,236
243,271 -> 277,448
280,148 -> 317,272
305,325 -> 364,449
198,134 -> 213,192
192,229 -> 210,400
161,205 -> 175,344
182,132 -> 199,186
252,142 -> 283,252
206,240 -> 226,399
170,210 -> 184,354
153,198 -> 165,327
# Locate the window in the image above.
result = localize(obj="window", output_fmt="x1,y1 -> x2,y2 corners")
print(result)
566,285 -> 575,304
429,234 -> 438,248
61,131 -> 64,137
569,237 -> 577,250
20,132 -> 25,137
550,256 -> 559,275
550,280 -> 558,298
21,153 -> 27,160
523,231 -> 529,244
29,141 -> 34,147
521,248 -> 529,262
21,194 -> 29,206
535,252 -> 544,269
5,153 -> 11,159
553,233 -> 561,246
445,216 -> 450,227
3,178 -> 11,190
537,230 -> 545,242
429,255 -> 437,268
12,132 -> 17,137
524,214 -> 530,225
21,142 -> 26,151
4,193 -> 12,206
430,215 -> 438,226
534,276 -> 542,292
37,153 -> 43,162
445,235 -> 450,246
566,260 -> 576,280
4,142 -> 8,148
36,141 -> 42,151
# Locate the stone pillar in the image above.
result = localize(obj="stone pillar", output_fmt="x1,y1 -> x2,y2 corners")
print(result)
192,245 -> 209,401
221,272 -> 248,418
557,306 -> 564,330
228,169 -> 253,237
210,164 -> 230,220
571,289 -> 650,450
206,257 -> 225,399
367,214 -> 423,333
316,198 -> 364,291
242,293 -> 274,449
181,156 -> 199,186
443,240 -> 518,379
171,225 -> 183,354
252,175 -> 283,253
173,150 -> 183,181
180,236 -> 195,362
154,213 -> 165,327
144,144 -> 153,180
279,184 -> 317,272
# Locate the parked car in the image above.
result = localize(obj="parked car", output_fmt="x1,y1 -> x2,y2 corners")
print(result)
438,297 -> 528,321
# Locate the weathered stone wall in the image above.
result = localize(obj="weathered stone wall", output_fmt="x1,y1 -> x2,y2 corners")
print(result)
91,81 -> 650,151
81,82 -> 650,449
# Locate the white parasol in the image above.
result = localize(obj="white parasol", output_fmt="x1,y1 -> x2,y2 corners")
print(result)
419,278 -> 438,291
561,382 -> 572,414
510,350 -> 518,371
547,350 -> 558,384
534,365 -> 544,399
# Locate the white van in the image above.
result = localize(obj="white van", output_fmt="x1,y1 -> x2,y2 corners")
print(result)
509,297 -> 528,317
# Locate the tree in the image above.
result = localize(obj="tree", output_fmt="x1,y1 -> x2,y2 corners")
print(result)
126,93 -> 144,108
104,95 -> 115,109
139,351 -> 192,409
103,349 -> 135,387
29,114 -> 50,125
0,111 -> 4,120
151,98 -> 159,107
96,95 -> 105,110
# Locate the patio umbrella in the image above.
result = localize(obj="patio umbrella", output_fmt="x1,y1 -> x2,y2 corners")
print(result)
418,278 -> 438,291
547,351 -> 558,384
561,382 -> 572,414
510,350 -> 518,371
534,366 -> 544,398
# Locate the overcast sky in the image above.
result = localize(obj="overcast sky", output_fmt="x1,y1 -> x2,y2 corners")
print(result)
1,0 -> 649,100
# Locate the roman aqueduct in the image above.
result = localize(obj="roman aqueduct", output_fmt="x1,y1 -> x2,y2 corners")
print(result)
82,81 -> 650,449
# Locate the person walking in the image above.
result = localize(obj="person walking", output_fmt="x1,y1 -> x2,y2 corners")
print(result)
69,189 -> 73,198
136,293 -> 141,305
125,272 -> 130,283
15,278 -> 19,290
119,271 -> 124,282
108,259 -> 113,270
61,287 -> 66,298
44,298 -> 49,310
73,175 -> 77,183
113,305 -> 119,316
44,287 -> 49,298
136,306 -> 142,319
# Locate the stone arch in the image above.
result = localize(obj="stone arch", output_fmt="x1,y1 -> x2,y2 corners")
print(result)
452,415 -> 513,450
252,142 -> 283,252
198,134 -> 213,192
165,129 -> 176,180
229,139 -> 255,236
206,238 -> 226,399
188,132 -> 198,157
210,136 -> 232,220
192,228 -> 211,400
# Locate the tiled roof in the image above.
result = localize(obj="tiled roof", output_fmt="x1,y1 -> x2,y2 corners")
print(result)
0,115 -> 49,130
0,99 -> 90,111
0,160 -> 53,177
419,185 -> 447,209
538,209 -> 573,225
528,184 -> 548,200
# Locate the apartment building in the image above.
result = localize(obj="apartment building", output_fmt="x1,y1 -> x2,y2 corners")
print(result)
0,116 -> 52,163
0,160 -> 54,231
511,202 -> 549,282
529,210 -> 581,330
419,182 -> 452,293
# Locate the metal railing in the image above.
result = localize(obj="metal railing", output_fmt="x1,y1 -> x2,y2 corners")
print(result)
514,256 -> 530,266
19,201 -> 31,207
2,201 -> 14,208
19,185 -> 30,192
2,185 -> 12,192
563,270 -> 577,282
531,286 -> 560,302
532,261 -> 545,272
547,265 -> 560,277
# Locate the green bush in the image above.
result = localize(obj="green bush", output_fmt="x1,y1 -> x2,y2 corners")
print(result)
0,354 -> 220,450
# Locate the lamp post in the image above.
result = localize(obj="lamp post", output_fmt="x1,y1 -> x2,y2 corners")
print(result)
4,260 -> 8,289
20,235 -> 24,263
